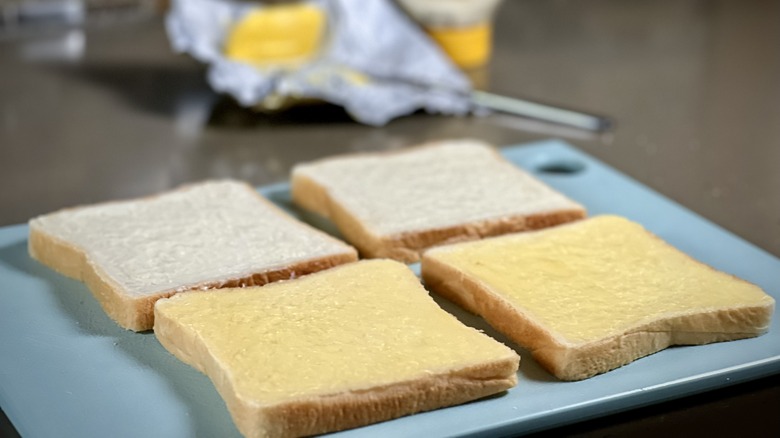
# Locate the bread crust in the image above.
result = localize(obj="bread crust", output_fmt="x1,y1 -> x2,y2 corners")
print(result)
28,182 -> 358,332
421,250 -> 775,381
154,298 -> 519,438
291,147 -> 586,264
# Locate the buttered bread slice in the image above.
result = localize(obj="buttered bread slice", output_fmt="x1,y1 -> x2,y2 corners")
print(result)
29,180 -> 357,331
422,215 -> 775,381
291,139 -> 585,263
154,259 -> 519,438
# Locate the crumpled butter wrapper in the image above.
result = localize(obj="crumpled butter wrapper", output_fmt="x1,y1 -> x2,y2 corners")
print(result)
166,0 -> 473,126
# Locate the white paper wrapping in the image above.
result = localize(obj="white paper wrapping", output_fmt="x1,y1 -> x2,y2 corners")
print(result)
166,0 -> 473,125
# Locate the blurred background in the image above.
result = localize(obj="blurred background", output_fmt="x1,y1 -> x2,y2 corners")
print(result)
1,0 -> 779,436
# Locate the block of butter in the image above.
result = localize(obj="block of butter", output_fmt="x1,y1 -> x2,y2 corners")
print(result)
154,259 -> 519,437
422,215 -> 775,381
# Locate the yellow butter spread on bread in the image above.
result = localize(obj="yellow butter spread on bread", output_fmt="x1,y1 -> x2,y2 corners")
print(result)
422,215 -> 774,380
154,259 -> 519,437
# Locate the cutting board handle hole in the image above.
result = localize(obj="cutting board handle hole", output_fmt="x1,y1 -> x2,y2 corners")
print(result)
534,158 -> 586,175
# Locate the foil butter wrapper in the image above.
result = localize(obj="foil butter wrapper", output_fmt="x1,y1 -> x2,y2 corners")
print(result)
166,0 -> 473,126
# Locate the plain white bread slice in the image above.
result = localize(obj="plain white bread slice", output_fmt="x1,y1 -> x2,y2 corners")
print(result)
154,259 -> 520,438
422,215 -> 775,381
291,139 -> 586,263
28,180 -> 358,331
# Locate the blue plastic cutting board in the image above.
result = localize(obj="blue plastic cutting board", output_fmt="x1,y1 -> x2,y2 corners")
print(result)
1,139 -> 778,437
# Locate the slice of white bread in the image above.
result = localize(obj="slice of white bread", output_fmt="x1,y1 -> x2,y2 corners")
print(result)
28,180 -> 358,331
154,259 -> 520,438
291,139 -> 586,263
422,215 -> 775,381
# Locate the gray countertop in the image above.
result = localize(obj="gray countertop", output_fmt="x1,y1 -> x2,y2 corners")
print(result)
1,0 -> 779,436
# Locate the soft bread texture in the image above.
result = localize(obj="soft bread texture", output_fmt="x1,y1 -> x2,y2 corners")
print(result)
291,139 -> 586,263
28,180 -> 357,331
154,259 -> 520,438
422,215 -> 775,381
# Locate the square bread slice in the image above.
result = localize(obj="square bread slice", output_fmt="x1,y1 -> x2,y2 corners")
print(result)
422,215 -> 775,381
28,180 -> 358,331
154,259 -> 520,438
291,139 -> 585,263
